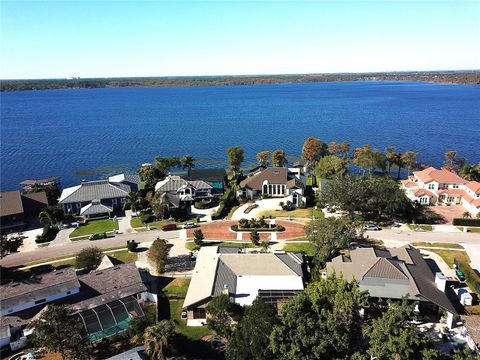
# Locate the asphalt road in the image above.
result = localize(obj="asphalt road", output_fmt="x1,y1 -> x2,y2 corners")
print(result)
366,228 -> 480,244
0,230 -> 180,268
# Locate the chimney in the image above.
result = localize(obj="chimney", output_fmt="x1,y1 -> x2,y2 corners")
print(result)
435,272 -> 447,292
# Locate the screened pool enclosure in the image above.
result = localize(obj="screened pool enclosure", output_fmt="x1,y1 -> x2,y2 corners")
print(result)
76,296 -> 144,341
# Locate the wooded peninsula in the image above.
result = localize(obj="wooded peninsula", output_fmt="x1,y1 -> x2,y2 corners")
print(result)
1,70 -> 479,92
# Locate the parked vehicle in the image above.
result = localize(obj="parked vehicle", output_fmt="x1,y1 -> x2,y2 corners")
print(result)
455,268 -> 465,282
161,223 -> 177,231
182,222 -> 198,229
363,223 -> 380,231
89,232 -> 107,240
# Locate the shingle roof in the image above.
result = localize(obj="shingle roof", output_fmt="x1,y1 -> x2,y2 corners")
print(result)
0,268 -> 80,310
72,263 -> 147,311
240,167 -> 288,190
0,191 -> 24,217
327,246 -> 458,314
363,258 -> 408,280
59,180 -> 129,204
80,202 -> 113,216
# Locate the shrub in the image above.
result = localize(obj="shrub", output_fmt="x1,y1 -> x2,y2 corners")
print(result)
250,230 -> 260,245
127,240 -> 138,252
35,225 -> 59,244
239,218 -> 250,228
75,247 -> 103,271
452,218 -> 480,227
193,229 -> 204,246
231,224 -> 238,231
276,225 -> 285,232
139,212 -> 154,224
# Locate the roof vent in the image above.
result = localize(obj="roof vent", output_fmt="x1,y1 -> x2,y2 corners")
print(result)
95,272 -> 103,276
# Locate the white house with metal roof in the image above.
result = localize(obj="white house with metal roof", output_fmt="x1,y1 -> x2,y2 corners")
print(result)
183,247 -> 305,326
58,179 -> 130,217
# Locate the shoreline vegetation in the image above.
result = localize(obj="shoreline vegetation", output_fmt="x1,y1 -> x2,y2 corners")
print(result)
1,70 -> 479,92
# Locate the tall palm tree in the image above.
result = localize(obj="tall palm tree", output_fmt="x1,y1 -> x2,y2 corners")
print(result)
181,155 -> 196,177
143,321 -> 175,360
124,192 -> 140,216
401,150 -> 418,177
463,211 -> 472,219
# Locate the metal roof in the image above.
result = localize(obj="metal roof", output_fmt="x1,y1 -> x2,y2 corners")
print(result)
59,180 -> 129,204
155,175 -> 212,193
80,202 -> 113,216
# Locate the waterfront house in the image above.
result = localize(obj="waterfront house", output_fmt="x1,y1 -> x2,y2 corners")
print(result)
154,175 -> 213,210
401,166 -> 480,216
326,245 -> 459,328
108,173 -> 141,193
58,179 -> 130,218
183,247 -> 306,326
184,168 -> 227,195
237,166 -> 306,206
0,190 -> 48,232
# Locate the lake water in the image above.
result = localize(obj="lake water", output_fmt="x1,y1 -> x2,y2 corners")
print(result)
1,81 -> 479,190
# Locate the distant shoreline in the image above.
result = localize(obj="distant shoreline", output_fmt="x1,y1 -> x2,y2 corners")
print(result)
1,71 -> 479,92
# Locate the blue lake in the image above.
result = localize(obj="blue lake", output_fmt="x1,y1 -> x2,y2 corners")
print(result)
1,81 -> 479,190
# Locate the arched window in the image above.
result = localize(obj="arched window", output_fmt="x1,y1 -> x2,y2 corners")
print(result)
263,184 -> 268,194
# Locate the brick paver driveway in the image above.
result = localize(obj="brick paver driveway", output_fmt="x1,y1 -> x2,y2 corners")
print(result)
187,220 -> 305,241
430,205 -> 466,224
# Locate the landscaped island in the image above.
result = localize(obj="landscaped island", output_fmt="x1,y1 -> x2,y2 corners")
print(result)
2,70 -> 479,92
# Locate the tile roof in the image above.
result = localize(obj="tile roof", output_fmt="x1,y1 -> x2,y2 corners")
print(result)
414,167 -> 466,184
413,189 -> 434,197
239,167 -> 289,190
59,180 -> 129,204
466,181 -> 480,194
0,190 -> 24,217
0,268 -> 80,310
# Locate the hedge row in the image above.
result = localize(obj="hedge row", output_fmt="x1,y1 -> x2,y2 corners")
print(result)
452,218 -> 480,227
212,188 -> 238,220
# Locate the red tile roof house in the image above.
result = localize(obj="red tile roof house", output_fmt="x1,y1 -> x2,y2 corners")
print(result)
237,167 -> 307,206
401,167 -> 480,217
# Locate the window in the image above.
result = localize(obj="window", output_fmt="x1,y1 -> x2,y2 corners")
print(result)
35,298 -> 47,305
453,184 -> 459,189
66,291 -> 71,295
193,308 -> 206,319
428,184 -> 434,190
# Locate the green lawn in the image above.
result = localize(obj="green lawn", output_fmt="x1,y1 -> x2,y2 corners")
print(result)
412,242 -> 464,249
169,300 -> 211,340
162,278 -> 191,298
259,207 -> 324,219
69,219 -> 118,238
457,226 -> 480,233
283,242 -> 314,256
107,249 -> 138,263
428,249 -> 480,294
185,241 -> 259,251
131,217 -> 192,229
408,224 -> 433,231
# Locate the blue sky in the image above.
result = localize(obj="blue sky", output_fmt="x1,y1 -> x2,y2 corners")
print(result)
1,1 -> 479,79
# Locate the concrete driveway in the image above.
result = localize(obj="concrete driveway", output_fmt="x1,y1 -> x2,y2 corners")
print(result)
231,197 -> 290,220
461,243 -> 480,273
